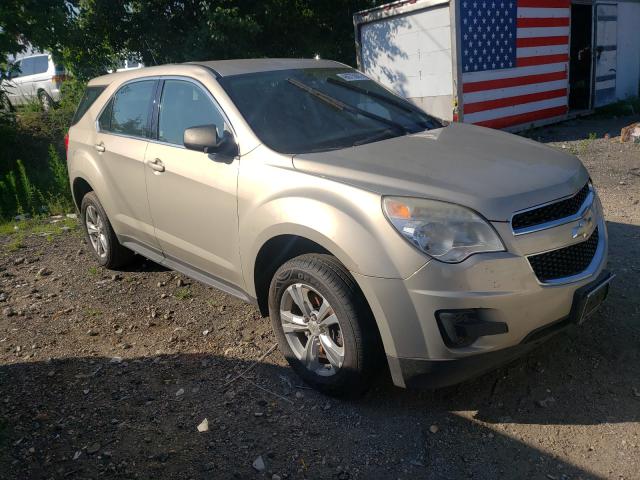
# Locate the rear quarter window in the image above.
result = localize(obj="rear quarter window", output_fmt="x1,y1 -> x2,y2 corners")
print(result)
71,86 -> 106,126
32,56 -> 49,75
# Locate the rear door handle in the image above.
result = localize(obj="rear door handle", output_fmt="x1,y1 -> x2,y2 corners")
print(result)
147,158 -> 165,172
94,143 -> 105,152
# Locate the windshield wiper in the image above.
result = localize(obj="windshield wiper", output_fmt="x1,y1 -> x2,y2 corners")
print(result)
287,78 -> 407,135
327,77 -> 441,130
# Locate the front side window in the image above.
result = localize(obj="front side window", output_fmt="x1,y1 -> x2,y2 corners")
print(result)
218,68 -> 440,154
157,79 -> 226,146
17,58 -> 34,77
11,60 -> 22,78
104,80 -> 155,138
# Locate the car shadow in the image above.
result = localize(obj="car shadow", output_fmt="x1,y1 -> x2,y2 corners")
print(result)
117,253 -> 171,273
1,222 -> 637,479
0,349 -> 619,480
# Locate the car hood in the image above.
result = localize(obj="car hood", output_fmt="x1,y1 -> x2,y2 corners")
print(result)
292,122 -> 589,221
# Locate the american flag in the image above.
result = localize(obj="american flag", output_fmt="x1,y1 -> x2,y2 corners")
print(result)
460,0 -> 570,129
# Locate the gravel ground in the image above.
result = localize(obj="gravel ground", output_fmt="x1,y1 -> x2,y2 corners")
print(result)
0,115 -> 639,480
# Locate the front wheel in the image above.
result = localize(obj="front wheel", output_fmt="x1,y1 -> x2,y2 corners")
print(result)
38,91 -> 53,112
268,254 -> 381,397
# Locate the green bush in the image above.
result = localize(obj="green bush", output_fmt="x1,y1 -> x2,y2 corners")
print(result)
0,78 -> 81,221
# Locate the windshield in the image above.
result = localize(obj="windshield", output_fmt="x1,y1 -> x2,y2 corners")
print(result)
218,68 -> 441,154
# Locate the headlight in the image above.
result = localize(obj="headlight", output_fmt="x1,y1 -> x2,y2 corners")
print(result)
383,197 -> 505,263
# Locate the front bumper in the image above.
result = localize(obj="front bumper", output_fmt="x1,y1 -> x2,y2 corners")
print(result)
352,218 -> 609,389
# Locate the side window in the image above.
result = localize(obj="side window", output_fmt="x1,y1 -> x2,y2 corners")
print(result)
72,86 -> 106,125
98,99 -> 113,131
11,61 -> 21,78
32,56 -> 49,75
109,80 -> 155,138
158,80 -> 226,146
18,58 -> 34,77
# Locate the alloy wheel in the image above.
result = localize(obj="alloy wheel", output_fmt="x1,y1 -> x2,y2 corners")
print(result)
279,283 -> 345,376
85,205 -> 108,258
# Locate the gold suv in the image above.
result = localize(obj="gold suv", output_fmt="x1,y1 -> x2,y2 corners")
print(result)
67,59 -> 612,396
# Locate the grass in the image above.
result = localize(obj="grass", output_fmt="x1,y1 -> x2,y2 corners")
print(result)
175,287 -> 192,300
0,216 -> 78,251
84,307 -> 102,317
0,216 -> 77,236
5,234 -> 24,251
87,266 -> 99,276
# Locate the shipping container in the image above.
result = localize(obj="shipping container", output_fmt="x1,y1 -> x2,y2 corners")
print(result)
354,0 -> 640,130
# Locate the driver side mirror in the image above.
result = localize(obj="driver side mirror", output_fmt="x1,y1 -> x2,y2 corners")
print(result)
183,125 -> 238,161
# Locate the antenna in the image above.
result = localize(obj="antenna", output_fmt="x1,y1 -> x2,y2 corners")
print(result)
144,39 -> 158,65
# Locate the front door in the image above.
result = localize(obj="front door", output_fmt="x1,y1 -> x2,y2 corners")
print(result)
144,78 -> 242,287
593,4 -> 618,107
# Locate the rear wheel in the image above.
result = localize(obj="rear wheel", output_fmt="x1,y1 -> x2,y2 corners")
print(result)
268,254 -> 381,397
81,192 -> 134,269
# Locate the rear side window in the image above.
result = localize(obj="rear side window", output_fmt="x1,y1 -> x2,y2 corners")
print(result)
100,80 -> 155,138
71,86 -> 106,125
32,56 -> 49,74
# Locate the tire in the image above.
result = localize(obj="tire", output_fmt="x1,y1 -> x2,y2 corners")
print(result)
268,254 -> 381,397
38,91 -> 53,112
80,192 -> 134,269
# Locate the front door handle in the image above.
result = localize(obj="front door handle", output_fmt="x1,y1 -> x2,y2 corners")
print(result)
94,143 -> 105,152
147,158 -> 165,172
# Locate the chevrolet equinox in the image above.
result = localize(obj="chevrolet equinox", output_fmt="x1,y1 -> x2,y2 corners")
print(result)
66,59 -> 613,396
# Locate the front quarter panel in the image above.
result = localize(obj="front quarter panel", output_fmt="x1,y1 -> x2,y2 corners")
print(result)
238,146 -> 429,296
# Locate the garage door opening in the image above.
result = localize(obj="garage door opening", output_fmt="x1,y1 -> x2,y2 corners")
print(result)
569,4 -> 593,111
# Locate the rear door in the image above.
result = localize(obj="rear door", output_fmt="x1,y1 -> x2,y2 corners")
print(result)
144,78 -> 242,286
593,4 -> 618,107
95,79 -> 160,250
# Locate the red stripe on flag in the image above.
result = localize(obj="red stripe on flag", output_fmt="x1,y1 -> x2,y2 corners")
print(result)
473,105 -> 568,129
516,36 -> 568,48
516,54 -> 569,67
464,88 -> 567,114
517,17 -> 570,27
517,0 -> 570,7
462,70 -> 567,93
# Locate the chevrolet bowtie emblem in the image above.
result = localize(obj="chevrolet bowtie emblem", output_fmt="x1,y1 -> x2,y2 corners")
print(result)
572,208 -> 594,239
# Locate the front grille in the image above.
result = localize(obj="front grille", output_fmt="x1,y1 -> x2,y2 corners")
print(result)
528,227 -> 599,282
512,183 -> 590,231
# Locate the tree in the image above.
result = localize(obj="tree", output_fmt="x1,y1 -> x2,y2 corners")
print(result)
1,1 -> 384,79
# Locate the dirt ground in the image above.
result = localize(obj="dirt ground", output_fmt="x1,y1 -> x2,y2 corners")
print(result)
1,114 -> 639,480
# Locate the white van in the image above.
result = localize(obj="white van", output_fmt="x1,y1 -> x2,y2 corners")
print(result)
1,53 -> 67,111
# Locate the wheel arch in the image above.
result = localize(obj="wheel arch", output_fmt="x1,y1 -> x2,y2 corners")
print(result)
253,233 -> 336,317
71,177 -> 94,211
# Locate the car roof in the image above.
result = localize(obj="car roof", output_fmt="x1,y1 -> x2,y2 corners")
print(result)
190,58 -> 347,76
88,58 -> 349,86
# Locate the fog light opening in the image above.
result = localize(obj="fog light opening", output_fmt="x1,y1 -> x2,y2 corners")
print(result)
436,309 -> 508,348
